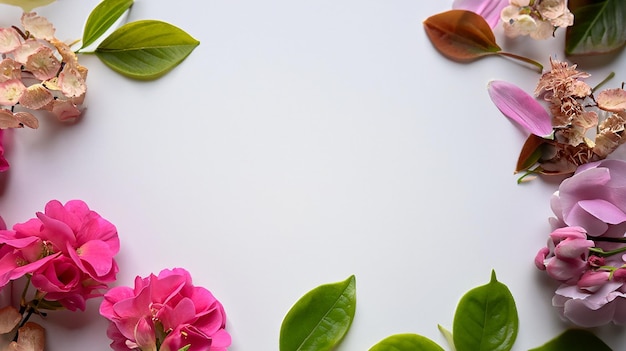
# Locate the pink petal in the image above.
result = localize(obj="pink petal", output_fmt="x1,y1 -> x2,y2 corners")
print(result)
74,240 -> 114,277
488,80 -> 553,137
578,199 -> 626,224
452,0 -> 509,28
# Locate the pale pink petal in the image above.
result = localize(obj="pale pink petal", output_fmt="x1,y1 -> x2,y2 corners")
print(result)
0,79 -> 26,106
0,59 -> 21,82
12,39 -> 44,64
58,66 -> 86,97
578,199 -> 626,224
15,322 -> 45,351
563,298 -> 615,327
13,112 -> 39,129
0,306 -> 21,334
597,88 -> 626,112
49,99 -> 81,122
488,80 -> 553,137
25,46 -> 61,81
19,84 -> 53,110
0,109 -> 22,129
452,0 -> 509,28
0,28 -> 22,54
21,12 -> 55,40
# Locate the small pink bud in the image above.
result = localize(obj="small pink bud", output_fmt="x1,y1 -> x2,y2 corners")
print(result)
613,268 -> 626,280
588,256 -> 605,268
577,270 -> 610,289
535,247 -> 549,270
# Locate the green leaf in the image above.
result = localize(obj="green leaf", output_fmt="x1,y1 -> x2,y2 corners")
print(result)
0,0 -> 55,12
81,0 -> 134,50
453,270 -> 518,351
423,9 -> 501,62
279,275 -> 356,351
437,325 -> 456,351
529,329 -> 612,351
565,0 -> 626,55
368,334 -> 445,351
95,20 -> 200,80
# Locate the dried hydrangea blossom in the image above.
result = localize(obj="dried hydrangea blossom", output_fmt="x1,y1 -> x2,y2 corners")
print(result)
501,0 -> 573,40
0,12 -> 88,130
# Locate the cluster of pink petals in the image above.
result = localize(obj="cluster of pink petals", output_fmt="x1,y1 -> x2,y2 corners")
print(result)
0,12 -> 87,130
100,268 -> 230,351
536,159 -> 626,326
0,200 -> 119,311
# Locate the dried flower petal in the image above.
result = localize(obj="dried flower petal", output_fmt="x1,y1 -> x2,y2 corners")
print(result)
0,109 -> 22,129
50,99 -> 81,122
13,112 -> 39,129
597,88 -> 626,112
11,322 -> 45,351
0,306 -> 21,334
488,80 -> 553,137
25,46 -> 61,81
58,66 -> 86,98
0,28 -> 22,54
12,39 -> 45,65
21,12 -> 55,40
0,59 -> 21,83
19,84 -> 52,110
0,79 -> 26,106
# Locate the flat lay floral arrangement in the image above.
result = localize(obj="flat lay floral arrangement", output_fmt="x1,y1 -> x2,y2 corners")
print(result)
0,0 -> 625,350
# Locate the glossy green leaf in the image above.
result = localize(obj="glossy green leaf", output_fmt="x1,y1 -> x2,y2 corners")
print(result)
565,0 -> 626,55
279,275 -> 356,351
423,9 -> 501,62
95,20 -> 199,80
453,270 -> 518,351
81,0 -> 134,50
369,334 -> 445,351
529,329 -> 612,351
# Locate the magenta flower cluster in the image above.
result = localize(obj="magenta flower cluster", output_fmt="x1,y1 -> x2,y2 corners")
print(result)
100,268 -> 230,351
0,199 -> 119,311
535,159 -> 626,326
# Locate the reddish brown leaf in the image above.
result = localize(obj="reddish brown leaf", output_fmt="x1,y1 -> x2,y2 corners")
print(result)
516,134 -> 547,173
423,9 -> 501,62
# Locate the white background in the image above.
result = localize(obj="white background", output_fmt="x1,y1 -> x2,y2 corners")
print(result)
1,0 -> 626,350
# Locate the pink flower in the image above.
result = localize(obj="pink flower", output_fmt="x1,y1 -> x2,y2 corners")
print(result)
488,80 -> 553,138
100,268 -> 230,351
452,0 -> 508,28
0,130 -> 8,172
535,226 -> 594,283
0,200 -> 119,310
550,159 -> 626,237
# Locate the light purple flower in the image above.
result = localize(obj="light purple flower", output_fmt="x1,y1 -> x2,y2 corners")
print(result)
452,0 -> 509,28
488,80 -> 553,138
550,159 -> 626,237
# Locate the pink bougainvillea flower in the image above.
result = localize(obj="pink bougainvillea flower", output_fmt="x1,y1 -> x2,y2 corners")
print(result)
488,80 -> 553,138
100,268 -> 231,351
0,200 -> 119,310
550,159 -> 626,237
452,0 -> 508,28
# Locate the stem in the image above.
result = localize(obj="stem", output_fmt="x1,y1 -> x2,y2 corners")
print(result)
589,236 -> 626,243
589,246 -> 626,257
498,52 -> 543,73
592,72 -> 615,93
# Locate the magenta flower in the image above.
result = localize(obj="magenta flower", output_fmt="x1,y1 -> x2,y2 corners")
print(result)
550,159 -> 626,237
100,268 -> 230,351
0,199 -> 119,310
0,130 -> 8,172
487,80 -> 553,138
452,0 -> 509,28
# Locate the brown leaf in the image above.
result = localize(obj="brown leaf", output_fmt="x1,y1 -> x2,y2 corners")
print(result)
516,134 -> 547,172
423,9 -> 501,61
597,88 -> 626,112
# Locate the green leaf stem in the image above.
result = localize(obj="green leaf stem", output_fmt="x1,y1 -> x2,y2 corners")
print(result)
95,20 -> 199,80
279,275 -> 356,351
452,271 -> 518,351
369,334 -> 445,351
565,0 -> 626,55
529,329 -> 612,351
80,0 -> 134,50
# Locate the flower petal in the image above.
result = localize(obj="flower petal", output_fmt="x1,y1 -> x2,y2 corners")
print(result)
488,80 -> 553,137
452,0 -> 509,28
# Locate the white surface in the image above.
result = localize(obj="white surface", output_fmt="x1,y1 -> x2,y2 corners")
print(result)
1,0 -> 626,350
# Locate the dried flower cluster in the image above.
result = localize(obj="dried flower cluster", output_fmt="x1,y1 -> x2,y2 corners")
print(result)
501,0 -> 574,39
0,12 -> 87,130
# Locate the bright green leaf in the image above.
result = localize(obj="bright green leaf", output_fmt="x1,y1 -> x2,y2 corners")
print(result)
529,329 -> 612,351
368,334 -> 445,351
95,20 -> 199,80
565,0 -> 626,55
0,0 -> 55,11
81,0 -> 134,50
279,275 -> 356,351
453,270 -> 518,351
